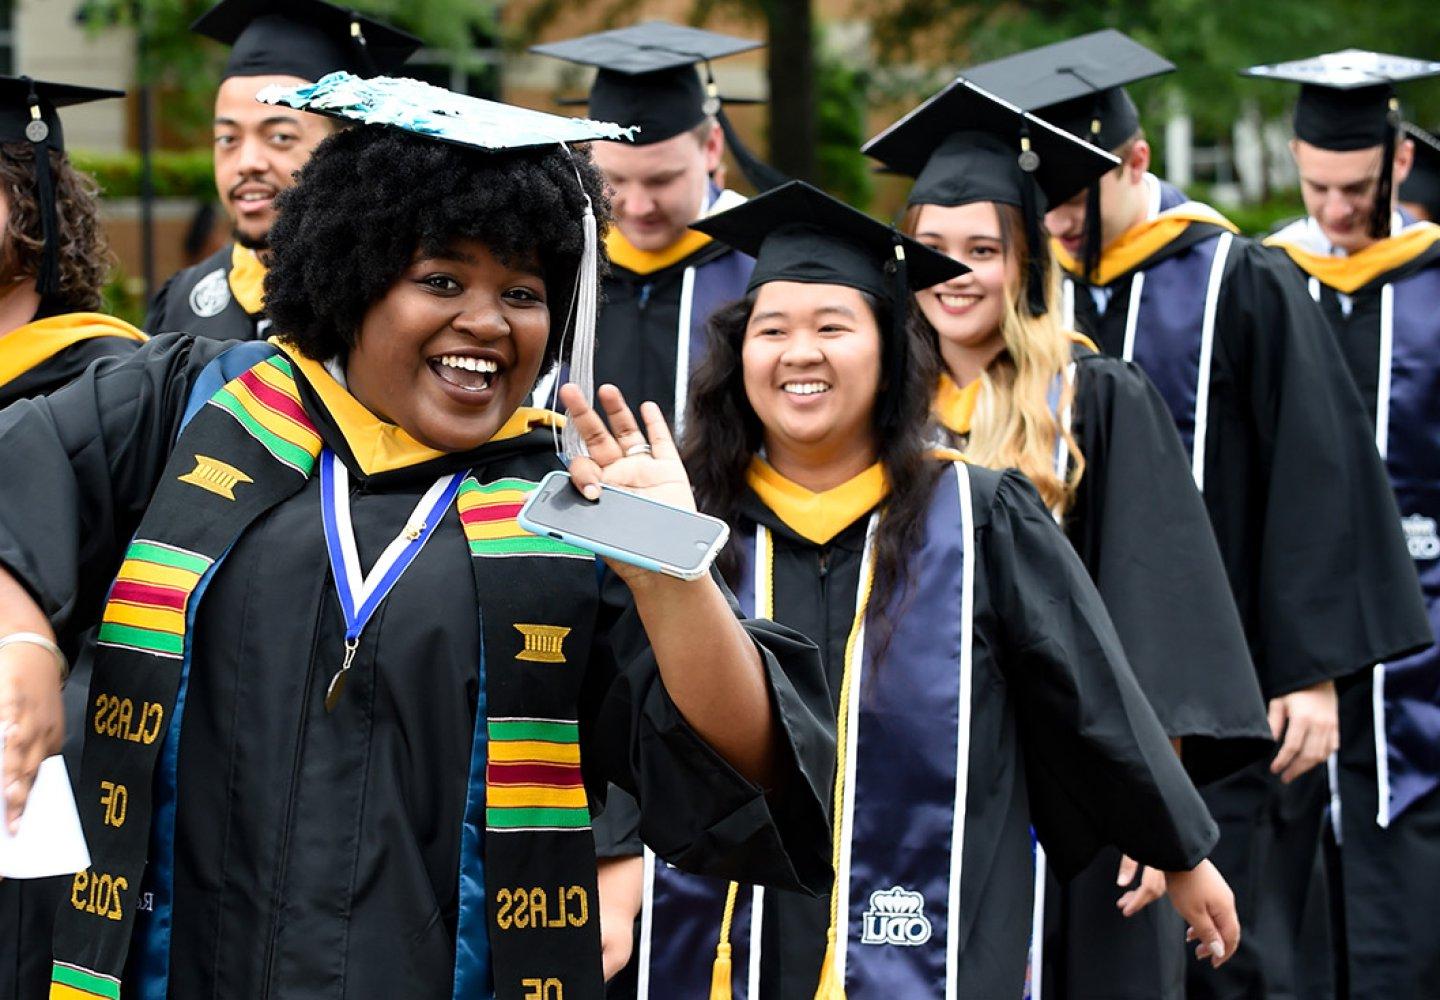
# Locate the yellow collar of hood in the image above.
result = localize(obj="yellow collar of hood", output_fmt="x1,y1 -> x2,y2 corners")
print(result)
228,244 -> 267,315
273,340 -> 563,476
1264,222 -> 1440,294
746,457 -> 888,545
933,373 -> 982,436
605,226 -> 715,276
0,312 -> 146,387
1054,201 -> 1239,287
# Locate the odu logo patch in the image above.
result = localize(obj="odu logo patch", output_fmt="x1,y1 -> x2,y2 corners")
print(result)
860,886 -> 933,946
1404,514 -> 1439,561
189,267 -> 231,318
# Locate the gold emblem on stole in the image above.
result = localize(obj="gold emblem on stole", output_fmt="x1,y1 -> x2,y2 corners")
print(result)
178,454 -> 253,500
514,624 -> 572,664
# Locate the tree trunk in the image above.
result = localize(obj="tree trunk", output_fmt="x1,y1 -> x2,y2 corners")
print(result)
766,0 -> 817,182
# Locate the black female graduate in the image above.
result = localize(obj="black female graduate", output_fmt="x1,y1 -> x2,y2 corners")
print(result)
863,80 -> 1273,999
605,179 -> 1240,999
0,75 -> 832,1000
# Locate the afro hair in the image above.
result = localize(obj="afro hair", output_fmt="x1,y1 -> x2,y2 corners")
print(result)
263,125 -> 611,367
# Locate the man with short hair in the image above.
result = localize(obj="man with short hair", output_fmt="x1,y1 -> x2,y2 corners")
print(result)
965,31 -> 1429,1000
531,22 -> 781,429
145,0 -> 418,341
1253,49 -> 1440,998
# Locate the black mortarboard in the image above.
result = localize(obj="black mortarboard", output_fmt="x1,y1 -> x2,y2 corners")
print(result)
1400,122 -> 1440,220
691,180 -> 968,429
192,0 -> 422,82
0,76 -> 124,297
530,21 -> 786,189
1244,50 -> 1440,237
961,30 -> 1174,151
863,79 -> 1117,313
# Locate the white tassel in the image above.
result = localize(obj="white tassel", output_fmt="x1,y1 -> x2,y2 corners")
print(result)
560,197 -> 599,461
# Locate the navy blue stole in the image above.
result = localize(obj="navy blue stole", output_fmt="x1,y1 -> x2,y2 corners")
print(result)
638,461 -> 977,998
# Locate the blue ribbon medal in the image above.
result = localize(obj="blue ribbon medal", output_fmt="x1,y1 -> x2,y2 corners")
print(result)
319,448 -> 466,711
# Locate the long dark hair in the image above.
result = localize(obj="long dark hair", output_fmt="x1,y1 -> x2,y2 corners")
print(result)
681,287 -> 943,634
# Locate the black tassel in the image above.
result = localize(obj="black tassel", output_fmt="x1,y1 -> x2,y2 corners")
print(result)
1372,97 -> 1401,240
24,78 -> 59,298
349,15 -> 378,77
880,236 -> 910,432
1017,127 -> 1047,316
715,105 -> 789,193
1081,103 -> 1105,281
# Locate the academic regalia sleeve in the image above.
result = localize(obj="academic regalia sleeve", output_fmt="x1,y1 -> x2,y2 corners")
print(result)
985,470 -> 1218,878
1227,243 -> 1430,695
0,333 -> 225,648
1068,355 -> 1271,783
578,568 -> 834,896
590,786 -> 643,859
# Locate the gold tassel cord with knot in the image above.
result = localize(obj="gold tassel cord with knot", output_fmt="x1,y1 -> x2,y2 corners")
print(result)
812,530 -> 877,1000
709,882 -> 741,1000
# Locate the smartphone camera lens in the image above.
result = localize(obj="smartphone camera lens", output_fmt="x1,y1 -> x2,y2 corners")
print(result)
694,540 -> 710,550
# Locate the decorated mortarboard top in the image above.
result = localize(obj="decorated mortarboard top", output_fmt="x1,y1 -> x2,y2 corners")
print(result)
1242,50 -> 1440,150
1399,123 -> 1440,216
530,21 -> 761,147
192,0 -> 422,82
961,30 -> 1174,150
863,78 -> 1119,211
0,76 -> 124,299
257,71 -> 637,150
691,179 -> 968,298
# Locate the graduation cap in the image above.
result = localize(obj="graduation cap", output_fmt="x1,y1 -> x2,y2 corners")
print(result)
530,21 -> 786,190
691,179 -> 968,430
960,31 -> 1173,281
0,76 -> 124,298
1244,50 -> 1440,238
863,78 -> 1118,314
192,0 -> 422,82
1399,122 -> 1440,220
258,72 -> 636,459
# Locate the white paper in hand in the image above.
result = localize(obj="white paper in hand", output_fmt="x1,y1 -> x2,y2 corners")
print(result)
0,741 -> 90,879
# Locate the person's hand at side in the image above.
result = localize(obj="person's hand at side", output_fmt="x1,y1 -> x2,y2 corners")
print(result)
596,855 -> 645,981
1268,679 -> 1339,783
0,567 -> 66,834
1167,859 -> 1239,968
1115,854 -> 1168,917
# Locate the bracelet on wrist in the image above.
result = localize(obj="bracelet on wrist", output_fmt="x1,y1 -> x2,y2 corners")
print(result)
0,632 -> 69,687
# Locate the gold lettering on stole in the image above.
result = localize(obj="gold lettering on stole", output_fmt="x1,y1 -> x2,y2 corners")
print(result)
493,886 -> 590,931
522,979 -> 564,999
99,781 -> 128,828
70,870 -> 128,921
513,624 -> 572,664
92,694 -> 164,744
178,454 -> 253,500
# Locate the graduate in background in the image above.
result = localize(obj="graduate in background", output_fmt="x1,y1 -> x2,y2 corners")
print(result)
610,178 -> 1239,999
0,74 -> 145,1000
0,78 -> 142,408
865,77 -> 1272,1000
1249,50 -> 1440,998
963,34 -> 1430,999
0,76 -> 834,999
1398,122 -> 1440,221
144,0 -> 420,341
530,22 -> 785,431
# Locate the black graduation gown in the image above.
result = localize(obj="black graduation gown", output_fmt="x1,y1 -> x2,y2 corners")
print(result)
0,336 -> 138,408
0,335 -> 833,1000
145,244 -> 266,342
1265,222 -> 1440,999
1066,202 -> 1429,999
608,463 -> 1220,999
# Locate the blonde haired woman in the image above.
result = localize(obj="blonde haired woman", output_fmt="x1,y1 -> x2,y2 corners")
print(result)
867,80 -> 1272,999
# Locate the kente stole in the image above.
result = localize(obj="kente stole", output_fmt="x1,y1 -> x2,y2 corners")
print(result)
50,344 -> 609,1000
637,460 -> 977,998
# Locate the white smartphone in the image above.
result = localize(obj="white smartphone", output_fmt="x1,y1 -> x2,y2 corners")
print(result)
516,470 -> 730,581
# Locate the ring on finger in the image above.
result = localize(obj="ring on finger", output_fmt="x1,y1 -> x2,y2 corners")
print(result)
624,442 -> 652,457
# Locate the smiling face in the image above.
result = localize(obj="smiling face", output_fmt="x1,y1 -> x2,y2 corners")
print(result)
345,238 -> 551,453
910,202 -> 1014,381
741,281 -> 881,473
213,74 -> 336,249
590,125 -> 722,251
1292,138 -> 1414,252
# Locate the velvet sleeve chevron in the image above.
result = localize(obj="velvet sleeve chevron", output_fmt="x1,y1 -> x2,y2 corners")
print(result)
577,568 -> 835,896
0,333 -> 231,652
